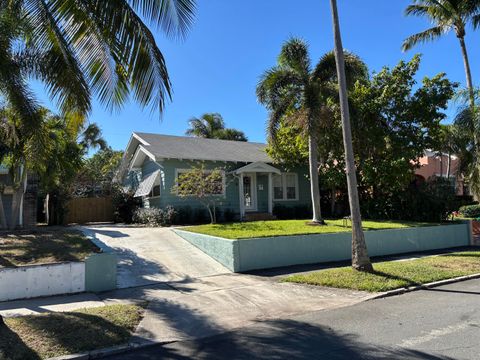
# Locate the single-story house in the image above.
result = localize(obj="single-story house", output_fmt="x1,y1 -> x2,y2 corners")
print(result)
119,133 -> 312,221
0,164 -> 37,228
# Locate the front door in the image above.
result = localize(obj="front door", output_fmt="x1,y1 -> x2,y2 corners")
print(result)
243,173 -> 257,211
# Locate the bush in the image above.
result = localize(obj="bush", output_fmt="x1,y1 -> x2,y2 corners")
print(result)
361,177 -> 459,222
459,204 -> 480,219
112,185 -> 141,224
133,206 -> 176,227
193,208 -> 209,224
222,208 -> 236,222
273,204 -> 312,220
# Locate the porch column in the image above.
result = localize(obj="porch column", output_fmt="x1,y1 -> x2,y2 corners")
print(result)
238,173 -> 245,219
268,172 -> 273,214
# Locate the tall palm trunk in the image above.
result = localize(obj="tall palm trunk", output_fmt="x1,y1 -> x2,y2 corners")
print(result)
439,153 -> 443,177
10,165 -> 26,230
329,0 -> 372,272
447,152 -> 451,179
458,37 -> 475,110
308,131 -> 324,224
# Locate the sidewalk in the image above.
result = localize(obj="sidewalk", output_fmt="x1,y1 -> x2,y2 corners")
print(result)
0,273 -> 374,345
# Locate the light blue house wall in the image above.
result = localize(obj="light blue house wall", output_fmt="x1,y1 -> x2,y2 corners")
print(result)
126,157 -> 312,218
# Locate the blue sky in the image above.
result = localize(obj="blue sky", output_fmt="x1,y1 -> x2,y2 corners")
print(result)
31,0 -> 480,151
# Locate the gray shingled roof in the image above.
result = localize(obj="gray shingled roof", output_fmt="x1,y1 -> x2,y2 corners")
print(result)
134,132 -> 271,163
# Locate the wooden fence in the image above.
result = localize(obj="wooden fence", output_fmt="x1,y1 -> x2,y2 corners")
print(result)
66,197 -> 114,224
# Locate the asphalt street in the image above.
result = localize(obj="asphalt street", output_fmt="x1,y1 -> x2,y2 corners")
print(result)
106,278 -> 480,359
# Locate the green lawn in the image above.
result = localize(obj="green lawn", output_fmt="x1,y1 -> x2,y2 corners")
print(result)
0,228 -> 100,267
0,304 -> 144,360
284,250 -> 480,292
183,219 -> 436,239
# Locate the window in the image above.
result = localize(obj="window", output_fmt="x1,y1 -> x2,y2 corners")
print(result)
148,177 -> 161,198
151,184 -> 160,197
273,174 -> 283,200
176,169 -> 225,196
285,174 -> 297,199
273,173 -> 298,201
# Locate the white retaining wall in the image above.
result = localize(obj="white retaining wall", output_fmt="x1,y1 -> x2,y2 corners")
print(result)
0,262 -> 85,301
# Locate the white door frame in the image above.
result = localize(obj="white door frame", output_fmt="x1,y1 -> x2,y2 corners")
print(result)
243,173 -> 257,212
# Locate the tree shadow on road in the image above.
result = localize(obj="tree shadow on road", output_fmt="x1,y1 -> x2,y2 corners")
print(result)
115,318 -> 455,360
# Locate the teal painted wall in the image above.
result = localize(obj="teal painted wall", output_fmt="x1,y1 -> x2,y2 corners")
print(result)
272,167 -> 312,208
84,252 -> 117,292
82,231 -> 117,292
131,158 -> 312,217
173,229 -> 237,271
175,223 -> 470,272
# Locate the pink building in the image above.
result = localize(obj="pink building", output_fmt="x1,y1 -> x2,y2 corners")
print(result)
414,150 -> 468,196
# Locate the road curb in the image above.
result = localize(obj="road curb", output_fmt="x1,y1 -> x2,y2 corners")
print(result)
46,341 -> 165,360
368,272 -> 480,300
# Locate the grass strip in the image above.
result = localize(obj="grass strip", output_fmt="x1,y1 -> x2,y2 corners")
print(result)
284,250 -> 480,292
185,219 -> 438,239
0,304 -> 143,360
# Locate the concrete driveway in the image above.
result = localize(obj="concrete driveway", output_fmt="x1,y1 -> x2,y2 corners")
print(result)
81,225 -> 229,288
80,225 -> 374,345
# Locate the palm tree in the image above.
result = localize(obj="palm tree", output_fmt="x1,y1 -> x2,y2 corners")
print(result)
402,0 -> 480,109
257,39 -> 324,224
186,113 -> 248,141
0,0 -> 196,125
256,38 -> 367,225
78,124 -> 107,153
219,128 -> 248,142
453,90 -> 480,196
329,0 -> 373,272
186,113 -> 227,138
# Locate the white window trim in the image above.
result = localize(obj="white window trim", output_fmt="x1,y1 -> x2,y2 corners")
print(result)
273,173 -> 299,201
175,168 -> 226,197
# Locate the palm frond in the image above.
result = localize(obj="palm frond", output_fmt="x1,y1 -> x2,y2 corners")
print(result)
128,0 -> 196,39
402,26 -> 445,51
256,67 -> 302,109
313,51 -> 368,88
278,38 -> 311,77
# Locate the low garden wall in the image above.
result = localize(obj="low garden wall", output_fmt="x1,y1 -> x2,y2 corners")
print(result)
173,222 -> 472,272
0,235 -> 117,302
0,262 -> 85,302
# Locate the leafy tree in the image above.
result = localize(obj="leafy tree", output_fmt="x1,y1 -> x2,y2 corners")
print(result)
330,0 -> 372,272
269,55 -> 456,220
172,165 -> 224,223
257,37 -> 367,225
73,147 -> 124,197
0,107 -> 78,228
353,56 -> 456,212
186,113 -> 248,141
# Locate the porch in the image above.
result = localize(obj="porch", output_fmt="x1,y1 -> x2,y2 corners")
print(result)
234,162 -> 280,221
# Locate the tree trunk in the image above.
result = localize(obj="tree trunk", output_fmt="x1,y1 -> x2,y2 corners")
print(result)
308,132 -> 324,224
45,193 -> 50,225
458,36 -> 475,110
439,153 -> 443,177
9,166 -> 26,230
447,152 -> 452,179
329,0 -> 372,272
330,187 -> 336,216
0,193 -> 7,229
